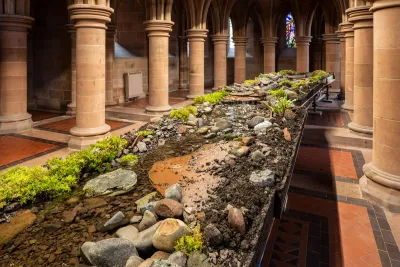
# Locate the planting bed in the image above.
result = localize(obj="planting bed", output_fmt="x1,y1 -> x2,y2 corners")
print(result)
0,70 -> 333,267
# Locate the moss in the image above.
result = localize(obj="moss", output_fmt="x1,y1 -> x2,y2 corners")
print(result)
279,70 -> 297,76
175,224 -> 204,256
120,154 -> 138,166
279,79 -> 293,87
223,133 -> 235,140
233,136 -> 243,142
244,80 -> 258,86
269,88 -> 287,98
136,131 -> 153,137
170,106 -> 198,122
311,70 -> 329,77
291,80 -> 309,90
194,89 -> 229,105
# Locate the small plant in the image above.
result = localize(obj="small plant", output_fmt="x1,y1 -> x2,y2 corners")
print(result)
233,136 -> 243,142
267,96 -> 295,116
279,79 -> 293,87
244,80 -> 258,86
175,224 -> 204,256
170,106 -> 198,122
223,133 -> 235,140
120,154 -> 138,166
136,131 -> 153,137
258,73 -> 275,79
291,80 -> 309,90
269,88 -> 287,98
279,70 -> 297,76
194,89 -> 229,105
311,70 -> 328,77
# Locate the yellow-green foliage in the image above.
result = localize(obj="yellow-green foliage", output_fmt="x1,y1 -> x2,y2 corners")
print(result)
269,88 -> 287,98
233,136 -> 243,142
136,131 -> 153,137
279,70 -> 297,76
175,224 -> 204,256
244,79 -> 258,86
170,106 -> 198,122
0,136 -> 128,207
311,70 -> 328,77
120,155 -> 138,166
194,89 -> 229,105
291,80 -> 309,90
267,96 -> 295,116
279,79 -> 293,87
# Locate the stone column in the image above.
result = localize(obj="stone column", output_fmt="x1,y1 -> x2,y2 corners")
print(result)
337,29 -> 346,100
178,36 -> 189,90
341,22 -> 355,111
348,6 -> 374,134
186,29 -> 208,99
66,24 -> 77,115
323,33 -> 341,92
106,24 -> 116,106
261,37 -> 278,73
0,15 -> 34,134
68,4 -> 113,149
232,37 -> 248,83
212,34 -> 229,88
360,0 -> 400,212
295,36 -> 312,73
310,38 -> 323,71
144,20 -> 174,113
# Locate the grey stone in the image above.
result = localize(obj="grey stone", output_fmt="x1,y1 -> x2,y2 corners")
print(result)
165,184 -> 182,203
30,207 -> 39,214
187,252 -> 211,267
135,192 -> 158,213
247,116 -> 265,128
251,150 -> 266,161
116,225 -> 139,243
168,252 -> 187,267
137,142 -> 148,153
186,121 -> 197,127
187,114 -> 197,122
138,210 -> 158,232
204,224 -> 223,247
132,222 -> 161,255
249,169 -> 275,186
104,211 -> 125,227
158,139 -> 166,146
88,238 -> 138,267
204,107 -> 212,114
204,133 -> 217,139
266,82 -> 279,90
151,260 -> 179,267
80,241 -> 96,265
215,119 -> 231,131
230,146 -> 250,157
83,169 -> 137,197
196,127 -> 209,135
125,255 -> 144,267
210,126 -> 220,133
130,215 -> 143,224
284,90 -> 299,100
254,121 -> 272,134
139,201 -> 159,215
101,211 -> 130,232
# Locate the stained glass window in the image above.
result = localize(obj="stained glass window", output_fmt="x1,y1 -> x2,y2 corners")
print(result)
286,13 -> 296,48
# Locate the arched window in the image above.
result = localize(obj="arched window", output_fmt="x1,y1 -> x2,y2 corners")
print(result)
286,12 -> 296,48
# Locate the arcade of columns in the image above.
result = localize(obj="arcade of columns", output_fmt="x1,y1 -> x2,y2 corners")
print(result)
0,0 -> 398,210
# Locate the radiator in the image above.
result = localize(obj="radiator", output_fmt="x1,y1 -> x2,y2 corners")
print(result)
124,72 -> 143,99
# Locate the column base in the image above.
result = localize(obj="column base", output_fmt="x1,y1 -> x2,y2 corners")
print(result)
187,93 -> 204,99
360,163 -> 400,213
348,122 -> 373,135
341,103 -> 354,111
145,105 -> 172,115
66,104 -> 76,116
70,124 -> 111,137
0,114 -> 33,134
68,132 -> 112,150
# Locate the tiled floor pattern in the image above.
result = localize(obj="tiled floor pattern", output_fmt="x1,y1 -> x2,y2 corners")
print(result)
35,118 -> 132,135
0,134 -> 66,170
307,111 -> 351,128
29,111 -> 64,122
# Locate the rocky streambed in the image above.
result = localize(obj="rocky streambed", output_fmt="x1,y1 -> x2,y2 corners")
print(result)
0,71 -> 332,267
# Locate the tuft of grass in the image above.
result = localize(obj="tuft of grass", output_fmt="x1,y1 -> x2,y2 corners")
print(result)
194,89 -> 229,105
267,96 -> 295,116
269,88 -> 287,98
120,154 -> 138,166
175,224 -> 204,256
170,106 -> 198,122
136,131 -> 153,137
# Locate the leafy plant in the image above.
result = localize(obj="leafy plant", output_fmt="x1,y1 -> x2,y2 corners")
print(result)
291,80 -> 309,90
136,131 -> 153,137
269,88 -> 287,98
244,80 -> 258,86
279,79 -> 293,87
175,224 -> 204,256
170,106 -> 198,122
279,70 -> 297,76
267,96 -> 295,116
120,154 -> 138,166
194,89 -> 229,105
233,136 -> 243,142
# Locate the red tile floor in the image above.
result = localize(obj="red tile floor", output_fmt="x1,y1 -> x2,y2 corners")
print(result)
29,111 -> 63,122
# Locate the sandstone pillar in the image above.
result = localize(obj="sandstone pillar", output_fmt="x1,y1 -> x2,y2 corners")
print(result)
212,34 -> 229,88
0,15 -> 34,134
261,37 -> 278,73
66,24 -> 77,115
144,21 -> 174,113
348,6 -> 374,134
178,36 -> 189,89
232,37 -> 248,83
68,4 -> 113,149
360,0 -> 400,212
295,36 -> 312,73
323,33 -> 341,92
341,22 -> 355,111
186,29 -> 208,99
106,24 -> 116,106
337,28 -> 346,100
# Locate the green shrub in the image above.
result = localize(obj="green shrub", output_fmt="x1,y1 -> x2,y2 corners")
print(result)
269,88 -> 287,98
175,224 -> 204,256
279,79 -> 293,87
267,96 -> 295,116
120,155 -> 138,166
194,89 -> 229,105
279,70 -> 297,76
136,131 -> 153,137
170,106 -> 198,122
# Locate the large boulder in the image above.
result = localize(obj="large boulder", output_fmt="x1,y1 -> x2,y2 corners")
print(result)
83,169 -> 137,197
152,219 -> 190,253
133,222 -> 162,256
155,199 -> 183,218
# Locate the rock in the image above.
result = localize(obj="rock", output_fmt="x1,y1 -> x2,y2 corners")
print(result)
204,107 -> 212,114
203,224 -> 223,247
135,192 -> 158,213
158,139 -> 166,146
4,202 -> 21,213
139,201 -> 159,215
137,142 -> 148,153
105,211 -> 124,227
168,252 -> 187,267
284,109 -> 296,120
151,260 -> 179,267
228,208 -> 246,235
152,219 -> 190,253
210,126 -> 220,133
126,255 -> 144,267
204,133 -> 217,139
188,114 -> 197,122
197,118 -> 204,128
230,146 -> 250,157
284,128 -> 292,141
155,199 -> 183,218
83,169 -> 138,197
196,127 -> 209,135
83,198 -> 108,210
246,116 -> 265,128
131,215 -> 143,224
254,121 -> 272,134
30,207 -> 39,214
284,90 -> 299,100
187,252 -> 211,267
132,222 -> 161,255
215,119 -> 231,131
222,128 -> 233,134
249,169 -> 275,187
139,211 -> 158,232
101,211 -> 130,232
186,121 -> 197,127
116,225 -> 139,243
266,82 -> 279,90
240,137 -> 255,146
88,238 -> 138,267
81,242 -> 95,264
151,251 -> 171,260
251,150 -> 266,161
165,184 -> 182,203
139,259 -> 155,267
45,223 -> 62,232
151,117 -> 162,123
177,126 -> 187,134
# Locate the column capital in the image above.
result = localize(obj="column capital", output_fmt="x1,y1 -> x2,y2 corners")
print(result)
0,14 -> 34,31
68,4 -> 114,29
261,37 -> 278,46
143,20 -> 173,37
336,30 -> 346,40
186,29 -> 208,42
232,36 -> 248,46
348,6 -> 373,29
66,23 -> 76,36
340,22 -> 354,38
370,0 -> 400,12
211,34 -> 229,44
323,33 -> 340,44
295,36 -> 312,46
